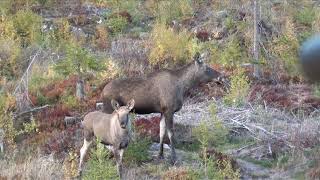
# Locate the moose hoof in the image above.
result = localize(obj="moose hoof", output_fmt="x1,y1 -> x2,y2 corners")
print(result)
77,169 -> 82,177
170,156 -> 177,165
158,154 -> 164,160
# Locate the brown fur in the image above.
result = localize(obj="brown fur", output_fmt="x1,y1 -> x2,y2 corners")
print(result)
101,52 -> 224,163
79,100 -> 134,178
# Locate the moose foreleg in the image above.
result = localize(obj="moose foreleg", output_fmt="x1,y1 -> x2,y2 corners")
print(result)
79,138 -> 92,173
158,114 -> 166,159
114,148 -> 124,179
165,112 -> 176,164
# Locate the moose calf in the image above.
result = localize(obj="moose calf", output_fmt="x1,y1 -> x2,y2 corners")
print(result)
78,99 -> 135,178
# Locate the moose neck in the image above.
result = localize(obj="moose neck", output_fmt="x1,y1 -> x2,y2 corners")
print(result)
177,63 -> 199,93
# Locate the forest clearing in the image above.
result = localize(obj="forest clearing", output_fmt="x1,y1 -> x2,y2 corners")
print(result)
1,0 -> 320,179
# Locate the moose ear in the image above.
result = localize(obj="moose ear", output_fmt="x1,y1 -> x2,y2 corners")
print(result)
126,99 -> 135,110
111,99 -> 120,110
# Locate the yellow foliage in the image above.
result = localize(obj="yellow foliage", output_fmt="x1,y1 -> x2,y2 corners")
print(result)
0,15 -> 17,40
13,9 -> 42,46
271,17 -> 300,75
0,93 -> 17,147
154,0 -> 193,23
98,59 -> 121,79
94,25 -> 109,50
149,22 -> 193,66
63,149 -> 79,179
53,18 -> 72,43
0,37 -> 21,78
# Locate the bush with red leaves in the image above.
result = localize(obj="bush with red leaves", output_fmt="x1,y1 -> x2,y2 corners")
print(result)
195,30 -> 210,42
134,116 -> 170,144
248,84 -> 320,113
41,124 -> 81,155
36,105 -> 71,132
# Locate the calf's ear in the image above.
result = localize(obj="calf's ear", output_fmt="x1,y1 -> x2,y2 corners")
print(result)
126,99 -> 135,110
111,99 -> 120,110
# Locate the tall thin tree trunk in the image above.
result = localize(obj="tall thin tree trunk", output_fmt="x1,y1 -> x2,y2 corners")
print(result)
253,0 -> 261,78
76,77 -> 85,100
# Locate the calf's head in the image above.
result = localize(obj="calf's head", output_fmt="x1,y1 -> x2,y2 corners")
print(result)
111,99 -> 135,129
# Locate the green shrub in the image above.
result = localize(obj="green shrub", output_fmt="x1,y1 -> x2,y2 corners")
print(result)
208,103 -> 228,147
220,37 -> 245,68
295,7 -> 315,27
106,16 -> 128,35
193,102 -> 239,179
272,34 -> 300,76
0,0 -> 11,14
0,93 -> 17,147
29,65 -> 60,93
82,139 -> 119,180
118,0 -> 142,24
298,31 -> 313,44
224,17 -> 235,30
52,18 -> 72,45
19,115 -> 38,134
155,0 -> 193,24
35,92 -> 51,106
13,9 -> 42,46
313,84 -> 320,98
60,93 -> 79,109
124,137 -> 152,165
223,69 -> 250,107
194,102 -> 229,150
54,42 -> 105,77
149,22 -> 192,66
0,37 -> 21,80
36,0 -> 50,6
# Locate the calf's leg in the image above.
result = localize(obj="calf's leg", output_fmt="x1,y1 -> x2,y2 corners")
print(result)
79,138 -> 92,173
0,142 -> 3,153
114,148 -> 124,179
158,114 -> 166,159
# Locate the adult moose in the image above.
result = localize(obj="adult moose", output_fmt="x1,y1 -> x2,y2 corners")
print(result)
101,52 -> 225,163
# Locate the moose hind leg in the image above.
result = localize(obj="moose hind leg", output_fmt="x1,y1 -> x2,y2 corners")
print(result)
158,114 -> 166,159
165,112 -> 176,164
79,138 -> 92,173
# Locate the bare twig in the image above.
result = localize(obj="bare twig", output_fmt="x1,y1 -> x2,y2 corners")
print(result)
14,104 -> 50,118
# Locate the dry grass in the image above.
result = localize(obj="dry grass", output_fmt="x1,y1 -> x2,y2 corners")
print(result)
110,37 -> 150,76
0,155 -> 64,179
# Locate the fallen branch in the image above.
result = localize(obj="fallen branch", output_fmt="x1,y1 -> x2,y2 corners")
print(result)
248,123 -> 295,148
14,104 -> 50,118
